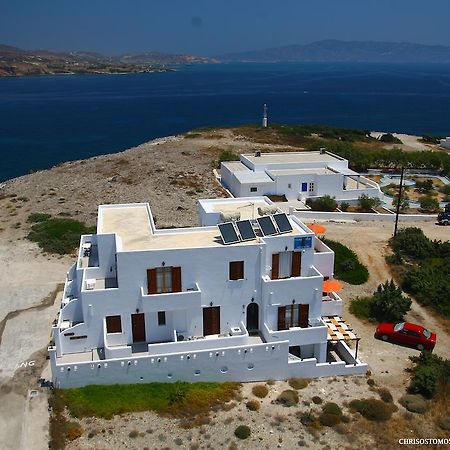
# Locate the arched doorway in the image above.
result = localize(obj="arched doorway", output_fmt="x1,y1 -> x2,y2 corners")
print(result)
246,303 -> 259,335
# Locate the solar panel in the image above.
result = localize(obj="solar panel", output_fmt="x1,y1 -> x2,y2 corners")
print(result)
273,213 -> 293,234
218,222 -> 240,245
257,216 -> 278,236
236,220 -> 256,241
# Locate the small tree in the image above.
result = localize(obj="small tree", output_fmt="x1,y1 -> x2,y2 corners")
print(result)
358,194 -> 381,212
419,196 -> 440,213
392,193 -> 410,212
369,280 -> 411,322
340,202 -> 350,212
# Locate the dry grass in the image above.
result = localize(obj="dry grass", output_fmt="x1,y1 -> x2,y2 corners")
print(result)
251,384 -> 269,398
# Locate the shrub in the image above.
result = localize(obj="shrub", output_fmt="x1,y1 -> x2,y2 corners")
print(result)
288,378 -> 309,390
64,421 -> 83,441
409,352 -> 449,399
379,133 -> 402,144
377,388 -> 393,403
349,297 -> 372,319
391,227 -> 435,260
252,384 -> 269,398
322,402 -> 342,417
128,430 -> 139,438
319,413 -> 340,427
234,425 -> 251,440
339,202 -> 350,212
308,195 -> 337,212
218,150 -> 240,167
311,396 -> 323,405
27,212 -> 51,223
246,400 -> 260,411
276,390 -> 299,407
298,410 -> 316,426
323,239 -> 369,285
369,280 -> 411,322
27,217 -> 96,254
415,179 -> 433,193
358,194 -> 381,212
349,398 -> 393,422
438,417 -> 450,431
399,395 -> 428,414
419,196 -> 440,213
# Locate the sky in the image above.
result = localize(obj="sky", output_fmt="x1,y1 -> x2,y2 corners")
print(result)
1,0 -> 450,56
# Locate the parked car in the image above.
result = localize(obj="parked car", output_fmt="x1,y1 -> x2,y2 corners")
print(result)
437,211 -> 450,225
374,321 -> 436,351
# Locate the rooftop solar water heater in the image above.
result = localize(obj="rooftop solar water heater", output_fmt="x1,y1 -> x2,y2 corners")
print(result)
273,213 -> 293,234
257,216 -> 278,236
236,220 -> 256,241
218,222 -> 240,245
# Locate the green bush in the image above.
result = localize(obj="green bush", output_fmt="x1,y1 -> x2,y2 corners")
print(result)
319,413 -> 340,427
379,133 -> 402,144
27,212 -> 51,223
358,194 -> 381,212
415,179 -> 433,193
399,394 -> 428,414
409,352 -> 450,399
246,400 -> 260,411
391,227 -> 435,260
307,195 -> 337,212
311,396 -> 323,405
288,378 -> 309,390
419,196 -> 440,213
349,398 -> 393,422
218,150 -> 240,167
322,402 -> 342,417
323,239 -> 369,285
252,384 -> 269,398
27,217 -> 96,254
369,280 -> 411,322
377,388 -> 393,403
339,202 -> 350,212
349,297 -> 372,320
276,390 -> 299,407
234,425 -> 251,440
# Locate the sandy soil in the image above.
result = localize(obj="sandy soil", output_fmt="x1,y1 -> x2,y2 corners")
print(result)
370,131 -> 436,152
0,130 -> 449,449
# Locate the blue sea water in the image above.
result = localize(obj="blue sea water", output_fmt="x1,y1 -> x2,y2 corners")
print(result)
0,62 -> 450,182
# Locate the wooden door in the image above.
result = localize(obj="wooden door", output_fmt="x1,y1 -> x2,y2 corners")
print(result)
131,313 -> 146,342
147,269 -> 157,294
291,251 -> 301,277
246,303 -> 259,333
203,307 -> 220,336
299,304 -> 309,328
271,253 -> 279,280
277,306 -> 287,330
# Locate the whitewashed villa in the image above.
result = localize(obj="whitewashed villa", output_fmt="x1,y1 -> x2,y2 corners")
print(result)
221,150 -> 382,202
49,196 -> 367,388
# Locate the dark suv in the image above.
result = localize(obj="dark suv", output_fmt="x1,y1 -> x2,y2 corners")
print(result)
437,211 -> 450,225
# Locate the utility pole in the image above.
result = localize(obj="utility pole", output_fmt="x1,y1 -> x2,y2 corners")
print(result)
393,167 -> 405,237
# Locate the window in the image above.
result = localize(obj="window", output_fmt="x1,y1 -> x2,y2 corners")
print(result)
301,182 -> 308,192
271,251 -> 301,279
309,182 -> 315,193
106,315 -> 122,333
147,266 -> 182,294
250,187 -> 258,192
229,261 -> 244,280
277,304 -> 309,330
158,311 -> 166,326
288,183 -> 292,189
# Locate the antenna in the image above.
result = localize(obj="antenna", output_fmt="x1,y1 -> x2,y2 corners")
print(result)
237,201 -> 256,220
262,104 -> 268,128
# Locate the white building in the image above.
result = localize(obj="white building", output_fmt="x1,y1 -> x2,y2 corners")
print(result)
49,197 -> 367,388
440,137 -> 450,150
221,151 -> 382,202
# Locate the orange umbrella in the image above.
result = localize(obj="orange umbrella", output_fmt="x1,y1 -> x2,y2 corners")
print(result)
307,223 -> 327,234
323,279 -> 343,293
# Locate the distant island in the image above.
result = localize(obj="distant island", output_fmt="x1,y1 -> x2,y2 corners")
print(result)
217,39 -> 450,63
0,44 -> 214,77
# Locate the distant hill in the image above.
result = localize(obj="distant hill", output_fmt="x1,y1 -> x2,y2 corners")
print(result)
0,45 -> 213,77
218,40 -> 450,63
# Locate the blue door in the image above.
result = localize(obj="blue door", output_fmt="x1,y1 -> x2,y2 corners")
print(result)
301,182 -> 308,192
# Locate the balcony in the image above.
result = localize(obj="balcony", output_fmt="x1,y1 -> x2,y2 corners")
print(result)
262,267 -> 323,304
321,291 -> 343,317
262,319 -> 327,346
140,283 -> 201,312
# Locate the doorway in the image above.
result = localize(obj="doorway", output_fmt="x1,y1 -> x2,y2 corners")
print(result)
246,303 -> 259,334
203,306 -> 220,336
131,313 -> 146,342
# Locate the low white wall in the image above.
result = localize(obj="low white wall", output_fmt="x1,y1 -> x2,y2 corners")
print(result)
293,210 -> 437,222
321,299 -> 343,317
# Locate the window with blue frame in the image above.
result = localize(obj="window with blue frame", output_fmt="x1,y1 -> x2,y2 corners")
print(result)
301,182 -> 308,192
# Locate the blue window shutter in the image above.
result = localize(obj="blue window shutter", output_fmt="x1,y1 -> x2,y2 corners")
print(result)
301,182 -> 308,192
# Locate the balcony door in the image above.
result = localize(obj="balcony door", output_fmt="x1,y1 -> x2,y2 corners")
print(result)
277,304 -> 309,330
246,303 -> 259,334
147,266 -> 181,294
203,306 -> 220,336
131,313 -> 146,342
271,251 -> 301,279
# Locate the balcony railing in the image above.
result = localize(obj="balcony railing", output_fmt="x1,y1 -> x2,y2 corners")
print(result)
140,283 -> 201,312
262,319 -> 327,346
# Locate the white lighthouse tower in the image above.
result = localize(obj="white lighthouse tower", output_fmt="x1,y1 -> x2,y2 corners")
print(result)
262,103 -> 268,128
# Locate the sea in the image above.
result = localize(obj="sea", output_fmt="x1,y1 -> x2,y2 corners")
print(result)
1,62 -> 450,182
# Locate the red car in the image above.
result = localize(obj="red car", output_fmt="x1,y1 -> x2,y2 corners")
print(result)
374,322 -> 436,351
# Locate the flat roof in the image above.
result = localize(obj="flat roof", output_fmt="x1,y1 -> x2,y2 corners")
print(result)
221,161 -> 250,171
267,168 -> 335,177
98,204 -> 303,251
243,151 -> 341,165
212,200 -> 278,220
234,171 -> 274,184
